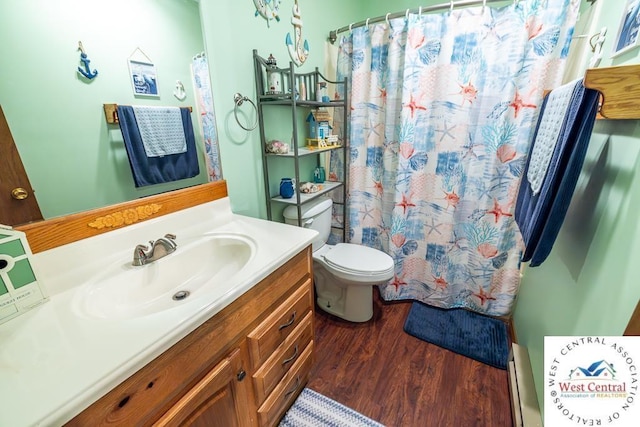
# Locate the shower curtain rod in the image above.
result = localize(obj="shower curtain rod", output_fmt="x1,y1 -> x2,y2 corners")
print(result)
328,0 -> 597,44
328,0 -> 513,44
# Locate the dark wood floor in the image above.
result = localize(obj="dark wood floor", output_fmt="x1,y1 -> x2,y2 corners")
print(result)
307,289 -> 513,427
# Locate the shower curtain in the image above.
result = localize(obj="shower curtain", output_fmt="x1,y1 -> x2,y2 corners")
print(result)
332,0 -> 579,316
192,55 -> 223,181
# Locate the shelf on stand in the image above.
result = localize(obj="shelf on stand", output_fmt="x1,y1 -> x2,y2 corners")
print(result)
266,145 -> 343,158
271,181 -> 343,205
258,96 -> 346,108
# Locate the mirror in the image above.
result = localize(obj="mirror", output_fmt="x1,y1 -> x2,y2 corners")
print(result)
0,0 -> 212,224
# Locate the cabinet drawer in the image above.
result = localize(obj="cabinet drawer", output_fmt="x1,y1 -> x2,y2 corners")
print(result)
257,341 -> 314,427
247,279 -> 312,369
253,311 -> 313,404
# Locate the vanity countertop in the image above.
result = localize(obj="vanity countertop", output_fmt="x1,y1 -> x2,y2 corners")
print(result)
0,197 -> 317,427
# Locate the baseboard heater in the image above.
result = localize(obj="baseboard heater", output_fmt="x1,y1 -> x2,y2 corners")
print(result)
508,344 -> 542,427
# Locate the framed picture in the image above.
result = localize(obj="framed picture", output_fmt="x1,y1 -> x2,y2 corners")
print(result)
128,60 -> 159,96
612,0 -> 640,57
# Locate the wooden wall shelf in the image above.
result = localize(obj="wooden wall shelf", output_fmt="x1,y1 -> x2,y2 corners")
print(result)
103,103 -> 192,124
584,64 -> 640,120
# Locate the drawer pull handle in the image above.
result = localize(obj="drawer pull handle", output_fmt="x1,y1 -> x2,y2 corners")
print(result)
285,376 -> 301,398
278,311 -> 297,330
282,345 -> 299,366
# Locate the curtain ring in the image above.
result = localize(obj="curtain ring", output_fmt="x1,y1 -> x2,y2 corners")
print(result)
450,1 -> 455,12
482,0 -> 487,12
349,22 -> 354,33
418,6 -> 422,17
233,93 -> 258,131
405,9 -> 410,20
366,18 -> 370,27
385,13 -> 391,27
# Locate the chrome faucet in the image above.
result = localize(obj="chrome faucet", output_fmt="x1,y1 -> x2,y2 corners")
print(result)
132,234 -> 177,266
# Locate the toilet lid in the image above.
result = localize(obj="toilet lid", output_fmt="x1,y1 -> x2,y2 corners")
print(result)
323,243 -> 394,275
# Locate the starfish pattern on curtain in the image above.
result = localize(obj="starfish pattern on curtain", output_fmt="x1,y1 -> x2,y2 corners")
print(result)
332,0 -> 580,316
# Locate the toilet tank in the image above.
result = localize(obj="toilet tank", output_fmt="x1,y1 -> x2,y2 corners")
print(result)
283,197 -> 333,251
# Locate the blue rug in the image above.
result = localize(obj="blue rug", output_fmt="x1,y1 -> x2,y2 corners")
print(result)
279,388 -> 384,427
403,302 -> 509,370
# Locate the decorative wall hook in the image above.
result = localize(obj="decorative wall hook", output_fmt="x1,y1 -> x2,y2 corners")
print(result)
285,0 -> 309,66
173,80 -> 186,101
77,41 -> 98,80
588,27 -> 607,68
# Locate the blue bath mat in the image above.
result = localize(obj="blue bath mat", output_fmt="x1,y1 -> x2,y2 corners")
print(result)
403,302 -> 509,370
279,388 -> 384,427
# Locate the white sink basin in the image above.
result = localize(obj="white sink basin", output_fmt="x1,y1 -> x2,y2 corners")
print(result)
73,233 -> 256,320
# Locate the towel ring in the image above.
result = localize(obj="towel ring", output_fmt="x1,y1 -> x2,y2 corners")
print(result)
233,93 -> 258,131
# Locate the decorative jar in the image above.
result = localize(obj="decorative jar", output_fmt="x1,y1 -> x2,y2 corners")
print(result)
279,178 -> 295,199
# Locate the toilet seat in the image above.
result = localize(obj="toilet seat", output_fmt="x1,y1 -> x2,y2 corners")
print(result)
316,243 -> 394,283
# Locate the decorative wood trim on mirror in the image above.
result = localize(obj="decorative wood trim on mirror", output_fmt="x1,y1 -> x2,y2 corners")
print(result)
87,203 -> 163,229
16,181 -> 228,254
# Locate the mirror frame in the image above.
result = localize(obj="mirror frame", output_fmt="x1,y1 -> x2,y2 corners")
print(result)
17,181 -> 228,254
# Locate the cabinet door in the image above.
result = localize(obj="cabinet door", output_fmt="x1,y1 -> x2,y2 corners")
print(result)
154,348 -> 253,427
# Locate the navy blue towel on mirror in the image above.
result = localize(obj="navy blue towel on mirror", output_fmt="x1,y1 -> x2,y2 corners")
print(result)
117,106 -> 199,187
403,302 -> 509,369
514,80 -> 600,267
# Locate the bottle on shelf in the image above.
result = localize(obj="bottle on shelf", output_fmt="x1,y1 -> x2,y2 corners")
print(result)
316,81 -> 329,103
313,166 -> 326,183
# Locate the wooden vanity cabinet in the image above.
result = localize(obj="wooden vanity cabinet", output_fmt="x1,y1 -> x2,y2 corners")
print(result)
154,346 -> 252,427
65,246 -> 313,427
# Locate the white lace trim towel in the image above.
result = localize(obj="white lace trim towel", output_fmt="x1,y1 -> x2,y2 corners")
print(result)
132,106 -> 187,157
526,78 -> 583,195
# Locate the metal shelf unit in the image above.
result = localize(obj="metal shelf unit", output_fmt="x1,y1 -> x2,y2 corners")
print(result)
253,50 -> 348,241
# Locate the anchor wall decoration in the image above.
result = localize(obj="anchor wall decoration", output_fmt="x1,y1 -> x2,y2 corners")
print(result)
285,0 -> 309,67
253,0 -> 281,27
77,41 -> 98,80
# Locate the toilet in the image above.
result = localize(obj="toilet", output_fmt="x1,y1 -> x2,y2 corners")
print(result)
283,197 -> 394,322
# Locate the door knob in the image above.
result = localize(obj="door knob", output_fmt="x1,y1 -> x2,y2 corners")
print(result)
11,187 -> 29,200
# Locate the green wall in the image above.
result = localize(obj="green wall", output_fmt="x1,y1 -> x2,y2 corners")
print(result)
512,0 -> 640,412
0,0 -> 208,219
198,0 -> 363,217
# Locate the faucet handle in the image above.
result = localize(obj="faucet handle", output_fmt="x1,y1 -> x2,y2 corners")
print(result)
132,244 -> 150,266
164,234 -> 177,247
